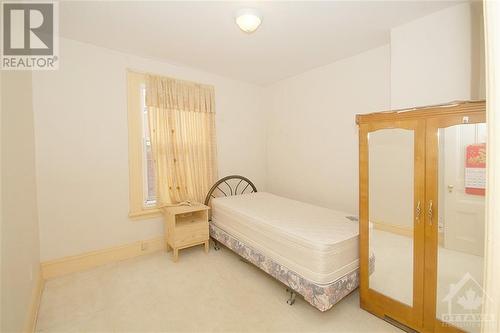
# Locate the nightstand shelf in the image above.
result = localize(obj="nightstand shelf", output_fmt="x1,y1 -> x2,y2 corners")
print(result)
162,203 -> 210,262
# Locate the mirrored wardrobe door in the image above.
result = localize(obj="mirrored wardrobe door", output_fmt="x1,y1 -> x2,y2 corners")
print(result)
359,119 -> 425,330
425,114 -> 487,333
368,128 -> 416,306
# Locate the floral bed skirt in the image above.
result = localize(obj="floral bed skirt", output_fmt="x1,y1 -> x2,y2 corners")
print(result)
210,223 -> 375,312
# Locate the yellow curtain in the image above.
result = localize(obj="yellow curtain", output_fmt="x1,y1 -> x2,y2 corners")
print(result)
146,75 -> 218,205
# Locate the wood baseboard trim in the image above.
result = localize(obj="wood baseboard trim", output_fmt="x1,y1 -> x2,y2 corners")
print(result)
25,268 -> 44,333
41,237 -> 165,280
372,222 -> 446,246
372,221 -> 413,238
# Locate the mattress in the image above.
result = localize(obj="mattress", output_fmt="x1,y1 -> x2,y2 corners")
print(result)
210,192 -> 360,285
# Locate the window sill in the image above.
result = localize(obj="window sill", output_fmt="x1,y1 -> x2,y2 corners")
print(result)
129,208 -> 163,219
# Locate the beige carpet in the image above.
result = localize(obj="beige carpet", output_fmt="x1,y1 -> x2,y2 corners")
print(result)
36,244 -> 400,332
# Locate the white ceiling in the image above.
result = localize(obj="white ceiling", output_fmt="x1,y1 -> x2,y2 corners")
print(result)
60,1 -> 463,85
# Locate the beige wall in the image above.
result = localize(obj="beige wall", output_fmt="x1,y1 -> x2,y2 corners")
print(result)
471,1 -> 486,101
1,71 -> 41,332
390,2 -> 484,109
374,2 -> 486,228
263,3 -> 485,220
369,130 -> 415,227
32,38 -> 267,261
28,4 -> 485,263
0,69 -> 2,332
264,45 -> 391,214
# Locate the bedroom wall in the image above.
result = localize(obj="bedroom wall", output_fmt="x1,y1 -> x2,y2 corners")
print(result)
370,2 -> 486,228
30,3 -> 485,261
1,72 -> 41,332
264,2 -> 484,220
390,2 -> 484,109
264,45 -> 391,214
32,38 -> 266,261
0,70 -> 2,332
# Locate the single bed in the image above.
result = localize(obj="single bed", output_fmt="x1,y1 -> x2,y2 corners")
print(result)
205,175 -> 374,311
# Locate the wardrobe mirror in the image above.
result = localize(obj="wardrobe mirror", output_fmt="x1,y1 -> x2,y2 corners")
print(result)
368,128 -> 414,306
436,123 -> 486,333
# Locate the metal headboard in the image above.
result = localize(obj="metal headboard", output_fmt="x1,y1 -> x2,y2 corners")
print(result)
204,175 -> 258,206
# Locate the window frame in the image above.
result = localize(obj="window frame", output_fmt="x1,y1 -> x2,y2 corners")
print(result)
127,70 -> 161,218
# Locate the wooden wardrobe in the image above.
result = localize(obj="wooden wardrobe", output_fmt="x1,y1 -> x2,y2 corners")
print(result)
357,101 -> 487,333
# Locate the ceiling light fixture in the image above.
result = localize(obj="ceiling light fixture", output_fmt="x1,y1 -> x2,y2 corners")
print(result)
235,8 -> 262,33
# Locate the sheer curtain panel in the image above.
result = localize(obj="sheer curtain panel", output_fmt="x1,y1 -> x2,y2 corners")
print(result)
145,74 -> 218,205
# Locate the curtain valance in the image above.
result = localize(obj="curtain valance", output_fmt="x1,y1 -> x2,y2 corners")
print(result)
145,75 -> 215,113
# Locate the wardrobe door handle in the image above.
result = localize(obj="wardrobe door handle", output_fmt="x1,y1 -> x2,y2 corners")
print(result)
428,200 -> 433,225
415,201 -> 421,223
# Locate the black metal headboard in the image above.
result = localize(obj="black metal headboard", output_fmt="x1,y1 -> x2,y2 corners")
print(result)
204,175 -> 258,206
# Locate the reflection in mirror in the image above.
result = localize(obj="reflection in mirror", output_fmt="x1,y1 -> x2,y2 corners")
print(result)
368,129 -> 414,306
436,123 -> 486,333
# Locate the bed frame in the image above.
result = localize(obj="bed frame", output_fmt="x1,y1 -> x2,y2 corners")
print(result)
204,175 -> 257,253
204,175 -> 258,206
204,175 -> 373,311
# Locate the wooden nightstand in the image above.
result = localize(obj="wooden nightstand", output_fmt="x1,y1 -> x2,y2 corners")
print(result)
162,203 -> 210,262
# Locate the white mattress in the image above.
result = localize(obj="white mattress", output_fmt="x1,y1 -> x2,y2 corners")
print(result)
211,192 -> 360,285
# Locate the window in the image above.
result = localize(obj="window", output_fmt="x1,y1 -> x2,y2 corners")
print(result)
127,71 -> 160,218
140,85 -> 157,207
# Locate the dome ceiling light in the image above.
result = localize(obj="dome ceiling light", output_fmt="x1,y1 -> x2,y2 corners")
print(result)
235,8 -> 262,33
